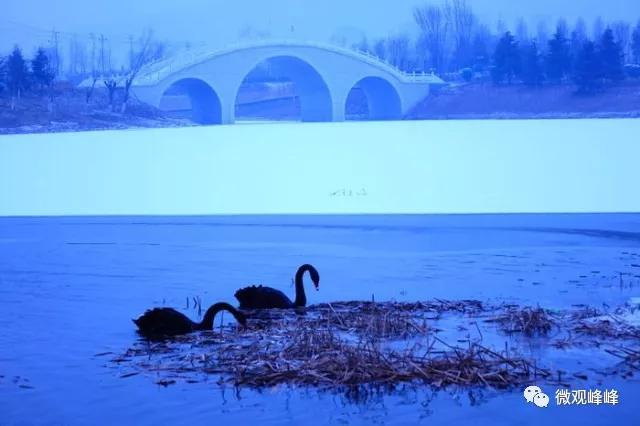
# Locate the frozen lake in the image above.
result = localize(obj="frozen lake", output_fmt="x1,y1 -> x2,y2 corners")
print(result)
1,119 -> 640,216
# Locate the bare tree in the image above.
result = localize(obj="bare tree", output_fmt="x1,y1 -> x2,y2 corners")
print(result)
104,79 -> 117,111
121,29 -> 166,113
95,33 -> 119,110
49,30 -> 61,79
386,34 -> 411,70
516,18 -> 529,43
573,18 -> 588,41
373,38 -> 386,61
556,18 -> 569,39
496,19 -> 507,35
85,33 -> 99,104
355,37 -> 370,53
592,16 -> 605,40
536,20 -> 550,51
67,35 -> 88,77
446,0 -> 476,68
471,23 -> 493,69
414,3 -> 449,73
571,18 -> 588,60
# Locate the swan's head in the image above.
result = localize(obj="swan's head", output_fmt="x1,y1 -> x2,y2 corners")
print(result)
234,310 -> 248,328
229,308 -> 247,328
309,267 -> 320,291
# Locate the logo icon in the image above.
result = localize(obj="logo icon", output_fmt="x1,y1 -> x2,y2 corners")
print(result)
524,385 -> 549,408
534,392 -> 550,408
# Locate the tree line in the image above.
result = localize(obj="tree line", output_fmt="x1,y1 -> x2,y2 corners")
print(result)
0,47 -> 55,110
0,30 -> 166,112
491,27 -> 636,92
347,0 -> 640,89
3,2 -> 640,103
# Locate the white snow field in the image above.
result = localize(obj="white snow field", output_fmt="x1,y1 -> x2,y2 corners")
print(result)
0,119 -> 639,216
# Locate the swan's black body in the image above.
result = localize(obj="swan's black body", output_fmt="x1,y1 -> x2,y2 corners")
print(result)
235,264 -> 320,309
133,302 -> 246,337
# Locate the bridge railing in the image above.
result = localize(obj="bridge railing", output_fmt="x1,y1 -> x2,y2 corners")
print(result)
134,40 -> 444,86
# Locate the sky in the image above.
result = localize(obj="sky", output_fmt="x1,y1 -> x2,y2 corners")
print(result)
3,0 -> 640,55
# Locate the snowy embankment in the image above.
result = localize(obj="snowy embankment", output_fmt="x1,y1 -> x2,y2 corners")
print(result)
0,119 -> 639,216
407,81 -> 640,120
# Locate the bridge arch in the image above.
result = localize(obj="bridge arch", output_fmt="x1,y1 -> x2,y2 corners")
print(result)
345,76 -> 402,121
133,41 -> 442,124
159,78 -> 222,124
234,55 -> 333,122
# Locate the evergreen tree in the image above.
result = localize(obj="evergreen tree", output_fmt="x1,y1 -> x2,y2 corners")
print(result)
573,41 -> 603,92
520,42 -> 545,86
546,28 -> 572,82
599,28 -> 625,81
31,48 -> 55,90
7,46 -> 29,102
0,56 -> 7,94
631,21 -> 640,64
491,32 -> 520,84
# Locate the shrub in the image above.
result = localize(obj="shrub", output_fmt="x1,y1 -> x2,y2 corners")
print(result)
460,67 -> 474,82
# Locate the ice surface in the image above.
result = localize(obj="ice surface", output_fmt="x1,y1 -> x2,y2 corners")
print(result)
1,119 -> 639,216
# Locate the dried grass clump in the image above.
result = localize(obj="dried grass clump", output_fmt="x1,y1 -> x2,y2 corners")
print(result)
569,306 -> 602,321
605,346 -> 640,371
304,300 -> 489,338
564,305 -> 640,340
486,307 -> 555,336
306,304 -> 428,339
310,300 -> 487,316
215,326 -> 548,389
110,300 -> 640,393
573,317 -> 640,340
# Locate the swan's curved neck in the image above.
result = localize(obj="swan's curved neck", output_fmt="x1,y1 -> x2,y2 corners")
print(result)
198,303 -> 239,330
294,266 -> 311,307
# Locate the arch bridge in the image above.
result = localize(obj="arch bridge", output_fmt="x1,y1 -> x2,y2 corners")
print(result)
132,41 -> 444,124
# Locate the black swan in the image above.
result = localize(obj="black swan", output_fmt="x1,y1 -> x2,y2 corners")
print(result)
234,264 -> 320,309
133,302 -> 246,337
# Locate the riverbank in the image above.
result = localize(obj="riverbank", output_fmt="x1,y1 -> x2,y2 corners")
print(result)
407,81 -> 640,120
2,81 -> 640,134
0,88 -> 194,135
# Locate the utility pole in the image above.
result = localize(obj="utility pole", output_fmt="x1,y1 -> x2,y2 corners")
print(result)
68,36 -> 74,75
99,33 -> 106,75
128,34 -> 134,70
51,29 -> 60,78
106,38 -> 112,73
89,33 -> 96,76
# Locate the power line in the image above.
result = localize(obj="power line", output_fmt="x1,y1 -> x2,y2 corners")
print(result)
0,19 -> 209,49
